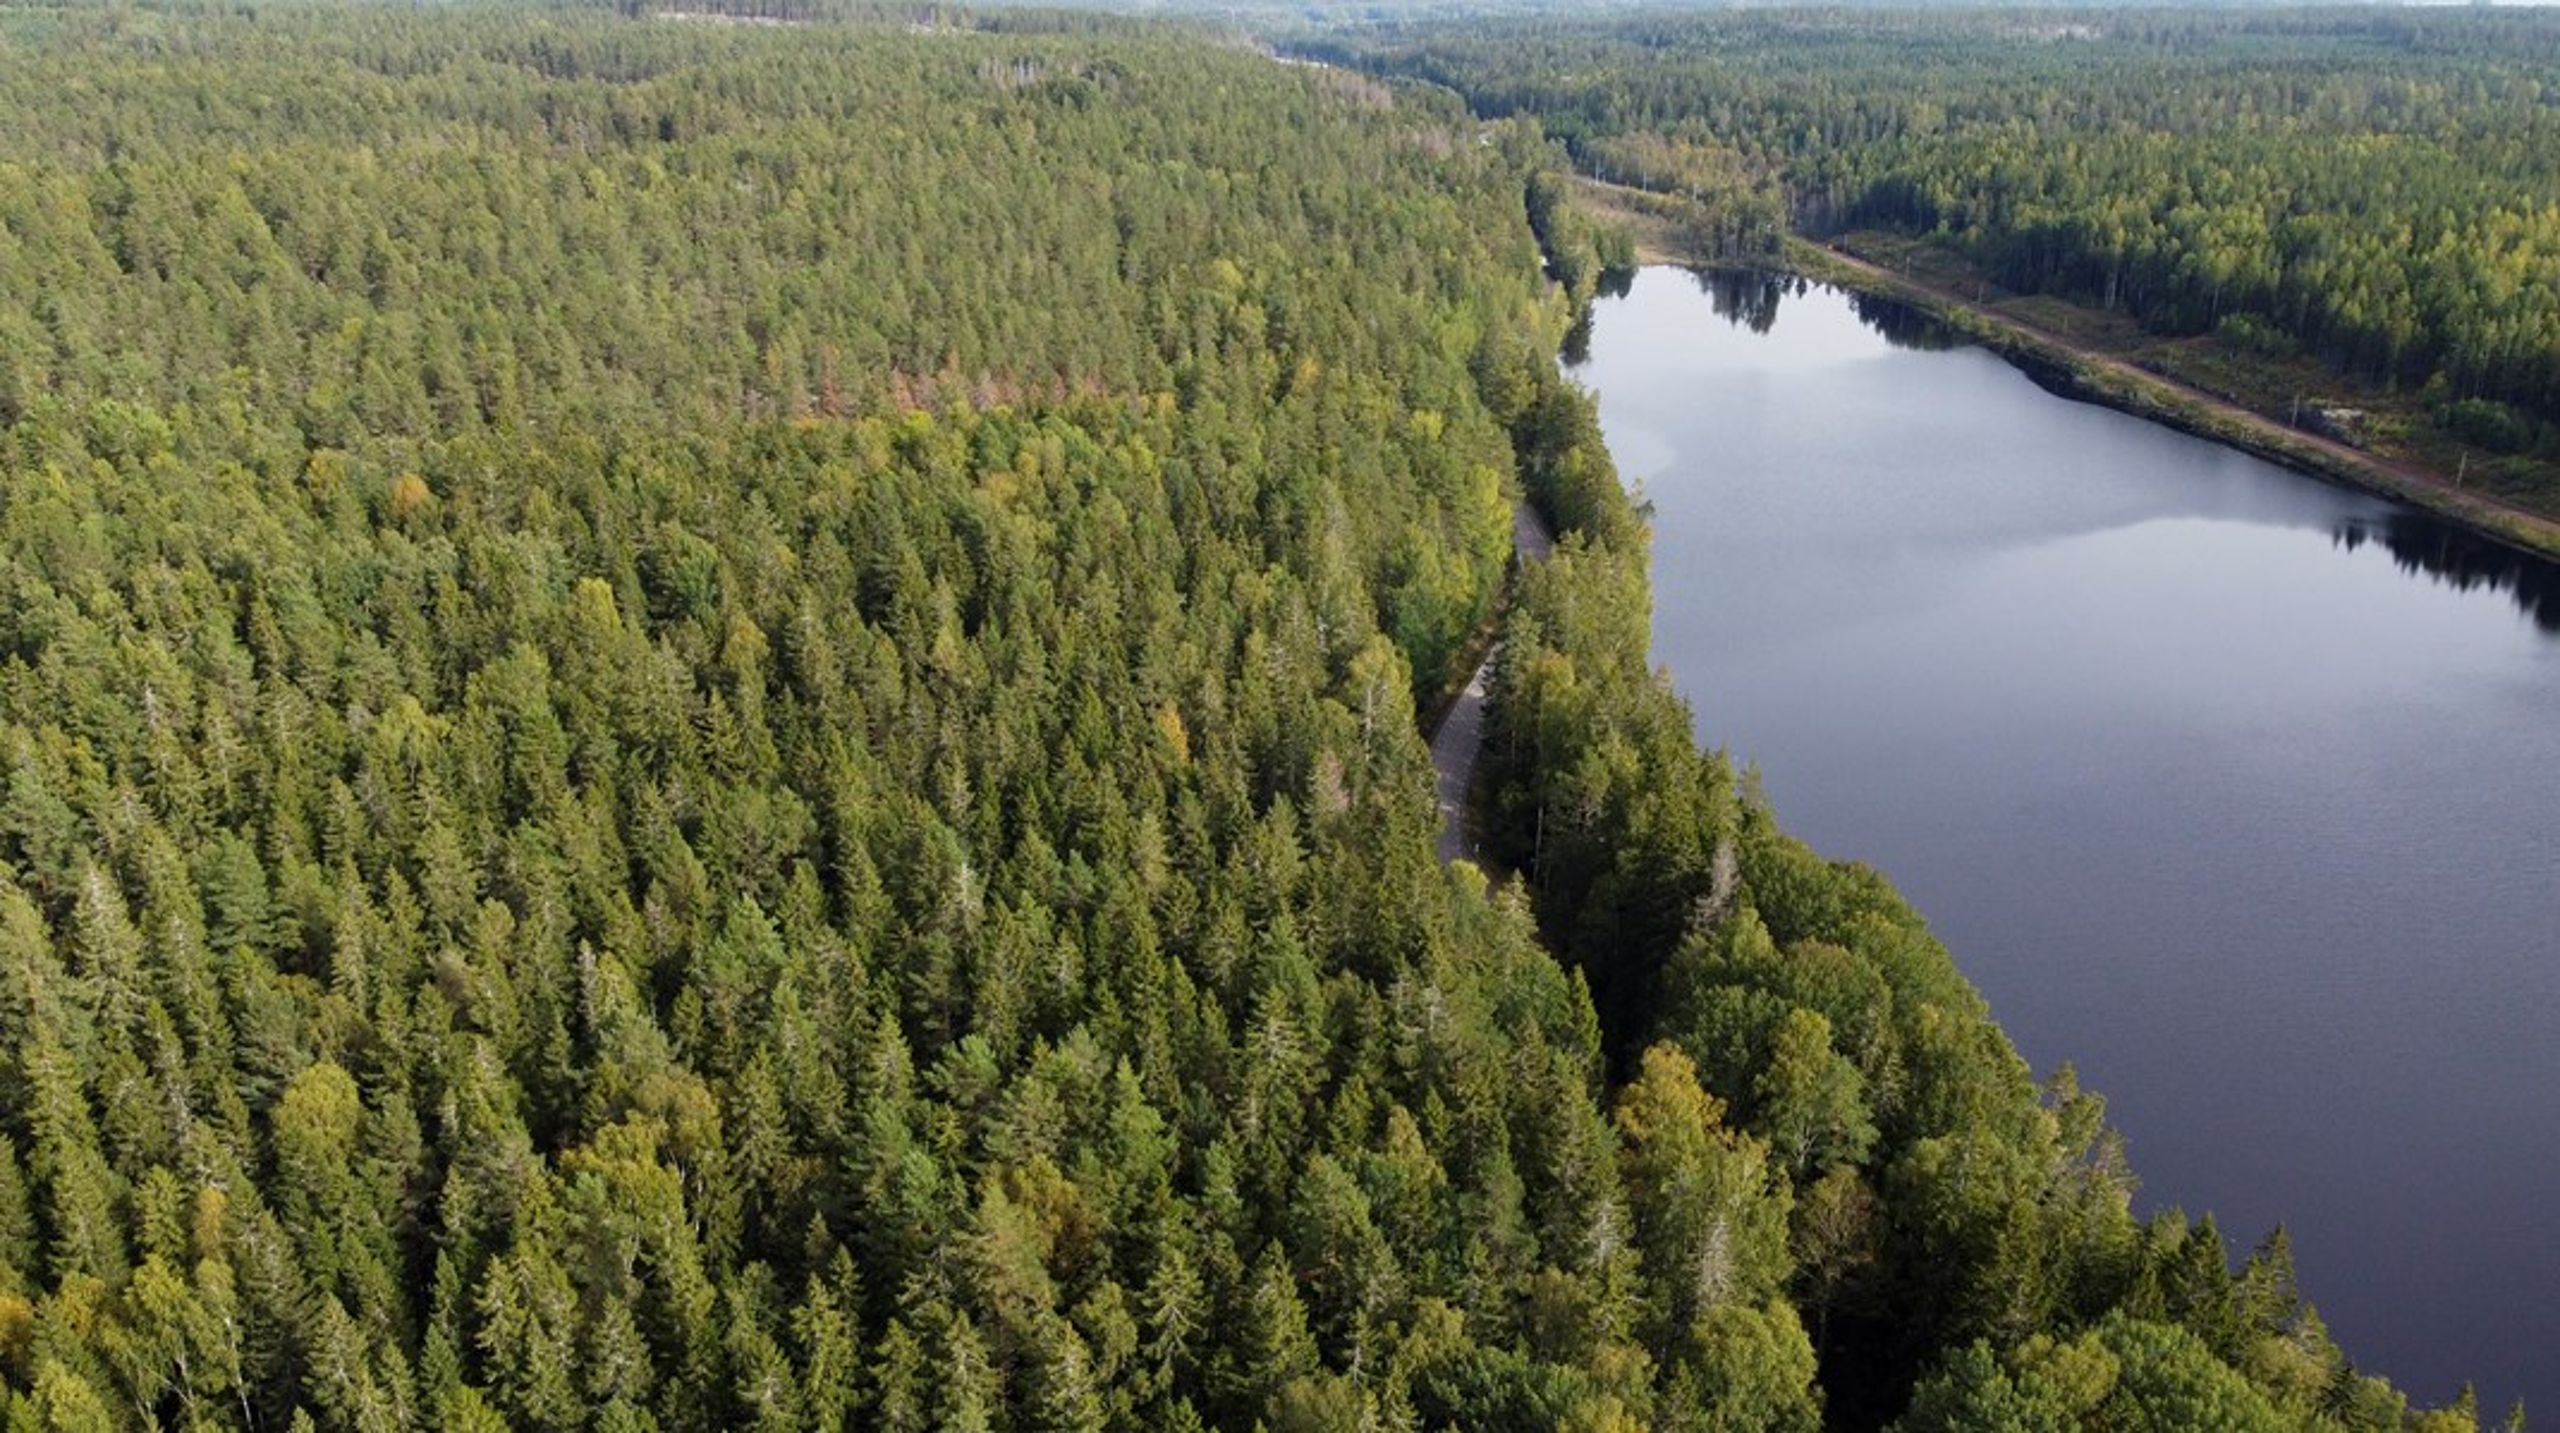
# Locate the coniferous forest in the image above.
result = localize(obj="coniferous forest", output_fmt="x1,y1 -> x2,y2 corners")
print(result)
0,3 -> 2515,1431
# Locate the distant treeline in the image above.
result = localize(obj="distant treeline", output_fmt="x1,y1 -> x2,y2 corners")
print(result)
1313,9 -> 2560,438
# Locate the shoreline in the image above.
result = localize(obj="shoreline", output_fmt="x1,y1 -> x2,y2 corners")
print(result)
1774,238 -> 2560,565
1559,163 -> 2560,563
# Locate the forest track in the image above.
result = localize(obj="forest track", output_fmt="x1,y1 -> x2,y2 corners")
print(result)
1431,501 -> 1555,865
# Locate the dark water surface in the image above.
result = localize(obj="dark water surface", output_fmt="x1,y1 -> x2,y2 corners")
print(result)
1568,267 -> 2560,1417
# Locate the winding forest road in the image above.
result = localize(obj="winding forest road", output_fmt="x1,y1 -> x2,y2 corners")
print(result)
1432,501 -> 1556,863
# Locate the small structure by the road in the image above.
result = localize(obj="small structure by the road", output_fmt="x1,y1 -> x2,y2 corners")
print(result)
2305,404 -> 2369,448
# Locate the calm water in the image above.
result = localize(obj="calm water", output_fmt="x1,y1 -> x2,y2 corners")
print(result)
1568,267 -> 2560,1417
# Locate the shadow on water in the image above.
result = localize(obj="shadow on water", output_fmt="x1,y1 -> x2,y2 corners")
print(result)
1690,266 -> 1795,334
1848,290 -> 1964,352
2335,512 -> 2560,634
1562,267 -> 1639,367
1561,307 -> 1594,368
1689,266 -> 1960,351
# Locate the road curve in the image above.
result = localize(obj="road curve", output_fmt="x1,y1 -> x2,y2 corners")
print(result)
1432,501 -> 1556,864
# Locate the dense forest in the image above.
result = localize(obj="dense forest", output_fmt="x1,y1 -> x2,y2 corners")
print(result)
0,3 -> 2502,1430
1306,8 -> 2560,499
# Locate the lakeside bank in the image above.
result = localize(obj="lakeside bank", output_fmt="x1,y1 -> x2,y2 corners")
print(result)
1561,173 -> 2560,564
1781,237 -> 2560,565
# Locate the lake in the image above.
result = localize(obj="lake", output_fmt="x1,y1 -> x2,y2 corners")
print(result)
1567,266 -> 2560,1418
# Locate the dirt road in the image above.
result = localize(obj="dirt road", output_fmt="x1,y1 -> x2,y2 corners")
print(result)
1432,501 -> 1555,864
